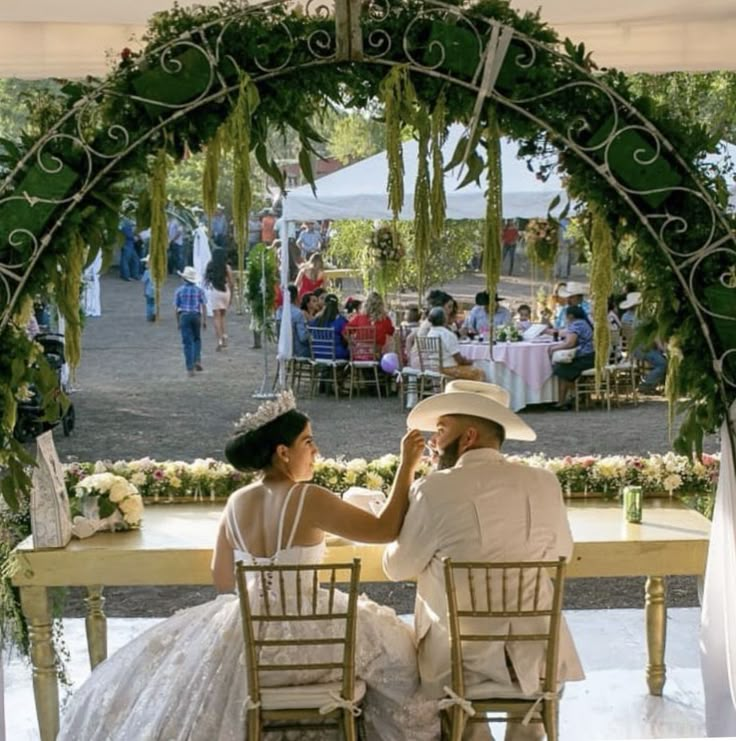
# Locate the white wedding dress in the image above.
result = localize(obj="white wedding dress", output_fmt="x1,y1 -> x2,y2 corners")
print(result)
58,485 -> 440,740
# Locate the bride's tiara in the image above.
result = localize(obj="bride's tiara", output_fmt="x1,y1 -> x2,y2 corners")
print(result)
234,390 -> 297,435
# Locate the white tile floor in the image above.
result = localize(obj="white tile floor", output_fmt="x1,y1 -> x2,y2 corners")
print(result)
2,609 -> 715,740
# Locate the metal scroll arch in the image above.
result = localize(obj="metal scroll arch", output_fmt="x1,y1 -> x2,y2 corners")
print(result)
1,0 -> 734,446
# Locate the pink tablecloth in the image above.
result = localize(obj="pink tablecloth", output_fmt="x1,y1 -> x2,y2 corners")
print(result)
458,340 -> 558,411
459,341 -> 554,391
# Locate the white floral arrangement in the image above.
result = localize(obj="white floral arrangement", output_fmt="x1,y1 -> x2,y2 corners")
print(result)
71,473 -> 144,538
496,324 -> 522,342
62,452 -> 719,514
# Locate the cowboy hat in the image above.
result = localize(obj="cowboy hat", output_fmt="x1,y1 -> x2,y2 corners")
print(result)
178,266 -> 199,283
557,281 -> 589,298
407,380 -> 537,441
619,291 -> 642,310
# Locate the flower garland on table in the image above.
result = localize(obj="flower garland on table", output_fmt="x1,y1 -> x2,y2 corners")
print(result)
60,452 -> 720,508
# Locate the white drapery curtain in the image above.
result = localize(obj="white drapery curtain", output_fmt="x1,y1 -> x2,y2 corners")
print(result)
3,1 -> 736,78
700,402 -> 736,736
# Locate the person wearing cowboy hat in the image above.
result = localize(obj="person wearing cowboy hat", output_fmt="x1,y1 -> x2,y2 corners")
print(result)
619,291 -> 667,394
555,281 -> 592,322
140,255 -> 156,322
383,381 -> 584,738
173,266 -> 207,377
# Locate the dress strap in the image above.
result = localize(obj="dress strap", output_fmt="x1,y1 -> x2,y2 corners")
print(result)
275,483 -> 302,554
284,484 -> 309,550
226,497 -> 247,553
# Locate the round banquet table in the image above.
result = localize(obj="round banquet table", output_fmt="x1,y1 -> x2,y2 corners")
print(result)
458,340 -> 559,411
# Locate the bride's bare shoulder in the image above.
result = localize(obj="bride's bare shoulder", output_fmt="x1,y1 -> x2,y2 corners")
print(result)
228,481 -> 268,506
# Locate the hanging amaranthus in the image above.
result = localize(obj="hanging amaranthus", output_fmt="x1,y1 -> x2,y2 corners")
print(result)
53,229 -> 86,369
664,337 -> 684,440
413,106 -> 431,300
202,124 -> 224,219
483,106 -> 503,299
228,74 -> 260,307
379,66 -> 415,221
590,208 -> 614,389
149,149 -> 169,318
430,93 -> 447,239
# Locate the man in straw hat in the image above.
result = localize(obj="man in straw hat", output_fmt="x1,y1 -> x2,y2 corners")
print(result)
619,291 -> 667,394
384,381 -> 584,739
174,266 -> 207,377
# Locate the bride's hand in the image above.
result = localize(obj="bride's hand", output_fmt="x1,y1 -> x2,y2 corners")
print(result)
400,429 -> 425,471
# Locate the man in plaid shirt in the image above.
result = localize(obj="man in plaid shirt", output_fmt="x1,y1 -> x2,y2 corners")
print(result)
174,266 -> 207,376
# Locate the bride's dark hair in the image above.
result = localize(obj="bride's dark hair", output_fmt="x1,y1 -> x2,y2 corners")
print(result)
225,410 -> 309,471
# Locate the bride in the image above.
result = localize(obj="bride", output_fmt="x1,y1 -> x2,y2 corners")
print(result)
58,391 -> 440,740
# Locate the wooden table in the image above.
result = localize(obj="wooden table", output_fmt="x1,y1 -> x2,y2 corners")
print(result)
12,498 -> 710,740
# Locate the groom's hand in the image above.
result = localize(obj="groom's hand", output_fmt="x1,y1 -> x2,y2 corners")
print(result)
400,429 -> 425,471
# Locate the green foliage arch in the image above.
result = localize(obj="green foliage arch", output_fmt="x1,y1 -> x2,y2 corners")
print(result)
1,0 -> 736,506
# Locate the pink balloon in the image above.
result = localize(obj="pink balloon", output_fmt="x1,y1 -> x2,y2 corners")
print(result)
380,352 -> 400,374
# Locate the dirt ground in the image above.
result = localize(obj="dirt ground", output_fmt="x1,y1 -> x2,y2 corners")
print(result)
56,264 -> 711,617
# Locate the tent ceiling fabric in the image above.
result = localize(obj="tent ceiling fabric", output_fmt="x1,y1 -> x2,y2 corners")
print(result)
285,125 -> 568,221
2,0 -> 736,78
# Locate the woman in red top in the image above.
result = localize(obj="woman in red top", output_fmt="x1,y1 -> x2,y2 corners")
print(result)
295,252 -> 325,299
344,291 -> 395,355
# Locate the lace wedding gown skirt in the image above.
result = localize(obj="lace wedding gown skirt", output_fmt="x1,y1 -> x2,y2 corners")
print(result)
58,542 -> 439,741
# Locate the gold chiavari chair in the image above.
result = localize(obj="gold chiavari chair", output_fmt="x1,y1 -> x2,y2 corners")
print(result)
236,559 -> 365,740
441,557 -> 567,741
415,335 -> 450,398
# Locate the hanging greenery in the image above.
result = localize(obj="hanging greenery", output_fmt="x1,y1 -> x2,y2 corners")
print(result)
665,337 -> 684,440
229,74 -> 260,306
413,105 -> 432,300
245,244 -> 277,337
202,124 -> 224,219
482,106 -> 503,298
149,150 -> 169,317
589,208 -> 615,389
430,93 -> 447,239
51,229 -> 85,370
380,65 -> 416,221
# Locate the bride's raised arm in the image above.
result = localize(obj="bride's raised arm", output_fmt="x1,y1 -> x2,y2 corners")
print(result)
301,429 -> 424,543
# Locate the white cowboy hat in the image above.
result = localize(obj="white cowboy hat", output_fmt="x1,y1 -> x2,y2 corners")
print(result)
619,291 -> 642,310
406,380 -> 537,441
178,266 -> 199,283
557,281 -> 589,298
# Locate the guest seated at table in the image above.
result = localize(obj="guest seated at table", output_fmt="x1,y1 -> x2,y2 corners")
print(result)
447,299 -> 463,336
57,392 -> 439,741
463,290 -> 491,337
401,305 -> 421,330
309,293 -> 349,360
550,304 -> 595,409
300,291 -> 319,322
619,291 -> 668,394
312,286 -> 327,315
276,284 -> 310,358
551,281 -> 568,329
344,290 -> 395,353
295,251 -> 325,299
515,303 -> 533,332
558,281 -> 592,322
492,293 -> 513,328
427,307 -> 485,381
344,295 -> 362,318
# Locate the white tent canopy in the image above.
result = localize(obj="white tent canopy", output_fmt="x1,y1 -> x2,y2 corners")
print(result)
285,125 -> 567,222
3,0 -> 736,78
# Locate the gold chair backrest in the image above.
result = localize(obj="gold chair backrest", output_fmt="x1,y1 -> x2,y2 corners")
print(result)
415,335 -> 444,373
442,557 -> 567,697
236,560 -> 361,704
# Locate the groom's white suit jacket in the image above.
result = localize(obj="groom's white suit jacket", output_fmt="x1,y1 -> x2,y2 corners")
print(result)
383,448 -> 585,698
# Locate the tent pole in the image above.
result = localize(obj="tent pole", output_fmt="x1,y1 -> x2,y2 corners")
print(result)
276,194 -> 292,390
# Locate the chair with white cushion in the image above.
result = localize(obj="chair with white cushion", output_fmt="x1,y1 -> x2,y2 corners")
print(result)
441,557 -> 567,741
236,559 -> 365,740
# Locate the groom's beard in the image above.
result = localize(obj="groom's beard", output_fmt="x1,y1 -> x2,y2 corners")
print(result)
437,436 -> 461,470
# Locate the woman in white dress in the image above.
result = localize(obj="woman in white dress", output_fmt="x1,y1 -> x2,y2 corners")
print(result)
58,391 -> 440,740
204,248 -> 234,350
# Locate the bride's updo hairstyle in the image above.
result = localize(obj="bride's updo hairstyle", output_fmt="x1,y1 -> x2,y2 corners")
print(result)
225,392 -> 309,472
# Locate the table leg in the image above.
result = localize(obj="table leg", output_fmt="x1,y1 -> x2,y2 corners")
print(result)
645,576 -> 667,696
19,586 -> 59,741
84,585 -> 107,669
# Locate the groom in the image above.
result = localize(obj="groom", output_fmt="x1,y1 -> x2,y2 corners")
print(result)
383,381 -> 584,740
